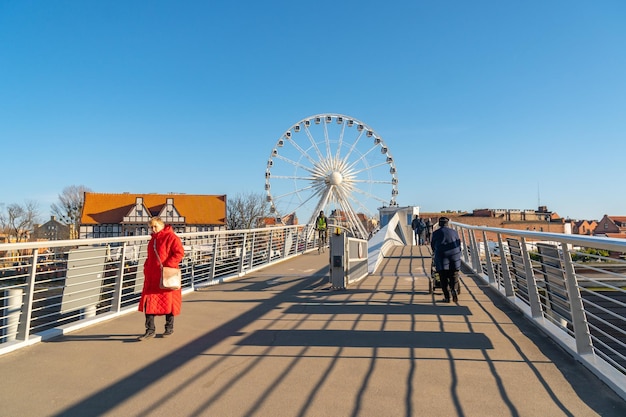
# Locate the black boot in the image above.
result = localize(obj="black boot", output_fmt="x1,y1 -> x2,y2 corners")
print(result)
163,314 -> 174,337
138,314 -> 156,340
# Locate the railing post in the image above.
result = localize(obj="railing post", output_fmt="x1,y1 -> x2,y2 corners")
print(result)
266,232 -> 272,263
247,231 -> 256,268
560,243 -> 594,355
189,244 -> 196,287
293,228 -> 300,255
210,236 -> 218,281
297,227 -> 305,254
16,249 -> 38,341
281,229 -> 288,258
238,233 -> 247,274
483,230 -> 496,284
520,237 -> 543,319
459,228 -> 470,264
498,234 -> 514,297
309,225 -> 317,252
469,229 -> 481,273
111,243 -> 127,313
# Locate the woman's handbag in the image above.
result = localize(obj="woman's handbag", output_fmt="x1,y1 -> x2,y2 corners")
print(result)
154,240 -> 182,290
160,266 -> 181,290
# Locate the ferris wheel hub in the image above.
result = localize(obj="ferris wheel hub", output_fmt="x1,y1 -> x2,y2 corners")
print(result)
328,171 -> 343,186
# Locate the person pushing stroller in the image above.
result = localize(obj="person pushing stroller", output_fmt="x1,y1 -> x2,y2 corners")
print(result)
430,217 -> 461,303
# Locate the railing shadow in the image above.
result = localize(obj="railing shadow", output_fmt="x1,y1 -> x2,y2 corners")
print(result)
51,263 -> 329,417
460,269 -> 626,417
42,250 -> 626,417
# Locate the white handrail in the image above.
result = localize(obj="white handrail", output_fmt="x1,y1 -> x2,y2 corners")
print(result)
0,224 -> 318,355
451,221 -> 626,401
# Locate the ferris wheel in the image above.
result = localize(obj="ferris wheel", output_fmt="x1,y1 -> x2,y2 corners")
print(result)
264,113 -> 399,239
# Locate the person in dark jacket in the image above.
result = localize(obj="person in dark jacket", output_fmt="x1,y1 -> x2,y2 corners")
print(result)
430,217 -> 461,303
411,215 -> 426,245
411,215 -> 419,245
424,218 -> 433,244
138,217 -> 185,340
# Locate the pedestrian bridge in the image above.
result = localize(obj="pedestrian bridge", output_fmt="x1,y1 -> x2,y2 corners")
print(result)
1,214 -> 625,416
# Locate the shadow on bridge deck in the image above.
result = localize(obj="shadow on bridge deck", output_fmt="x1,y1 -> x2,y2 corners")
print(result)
1,246 -> 625,416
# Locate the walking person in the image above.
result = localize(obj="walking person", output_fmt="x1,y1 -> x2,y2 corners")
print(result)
431,217 -> 462,303
138,217 -> 185,340
418,217 -> 426,245
424,218 -> 433,244
411,215 -> 421,245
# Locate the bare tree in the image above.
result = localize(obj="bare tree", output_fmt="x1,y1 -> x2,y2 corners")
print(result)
50,185 -> 92,234
226,192 -> 270,230
0,201 -> 40,242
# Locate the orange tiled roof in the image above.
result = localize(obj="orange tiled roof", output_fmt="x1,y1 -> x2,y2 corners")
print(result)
608,216 -> 626,223
80,193 -> 226,225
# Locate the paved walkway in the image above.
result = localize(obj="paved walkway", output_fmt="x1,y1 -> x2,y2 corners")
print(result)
1,245 -> 625,417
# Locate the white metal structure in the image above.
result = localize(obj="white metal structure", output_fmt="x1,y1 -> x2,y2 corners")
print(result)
451,222 -> 626,401
265,113 -> 398,239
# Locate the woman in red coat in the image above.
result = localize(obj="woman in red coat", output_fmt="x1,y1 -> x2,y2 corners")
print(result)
138,217 -> 185,340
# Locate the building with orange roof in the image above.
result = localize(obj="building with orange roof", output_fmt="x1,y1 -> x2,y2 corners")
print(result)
572,219 -> 597,236
594,215 -> 626,238
79,192 -> 226,239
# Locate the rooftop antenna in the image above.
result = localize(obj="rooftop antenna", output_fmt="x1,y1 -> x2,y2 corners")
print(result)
537,183 -> 541,208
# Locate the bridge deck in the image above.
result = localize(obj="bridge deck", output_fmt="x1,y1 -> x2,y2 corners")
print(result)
1,246 -> 625,416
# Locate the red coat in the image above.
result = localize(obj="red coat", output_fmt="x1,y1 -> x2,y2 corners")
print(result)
139,225 -> 185,315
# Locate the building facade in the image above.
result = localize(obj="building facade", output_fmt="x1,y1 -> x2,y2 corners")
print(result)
594,215 -> 626,238
572,220 -> 598,236
79,193 -> 226,239
419,206 -> 567,243
32,216 -> 71,241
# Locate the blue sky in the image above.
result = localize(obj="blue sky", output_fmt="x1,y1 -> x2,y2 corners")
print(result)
1,1 -> 625,221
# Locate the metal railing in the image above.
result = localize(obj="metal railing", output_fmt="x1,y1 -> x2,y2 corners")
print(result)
3,215 -> 625,400
452,222 -> 626,400
0,224 -> 318,355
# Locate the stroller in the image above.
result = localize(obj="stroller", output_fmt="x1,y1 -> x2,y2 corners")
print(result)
429,255 -> 461,295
